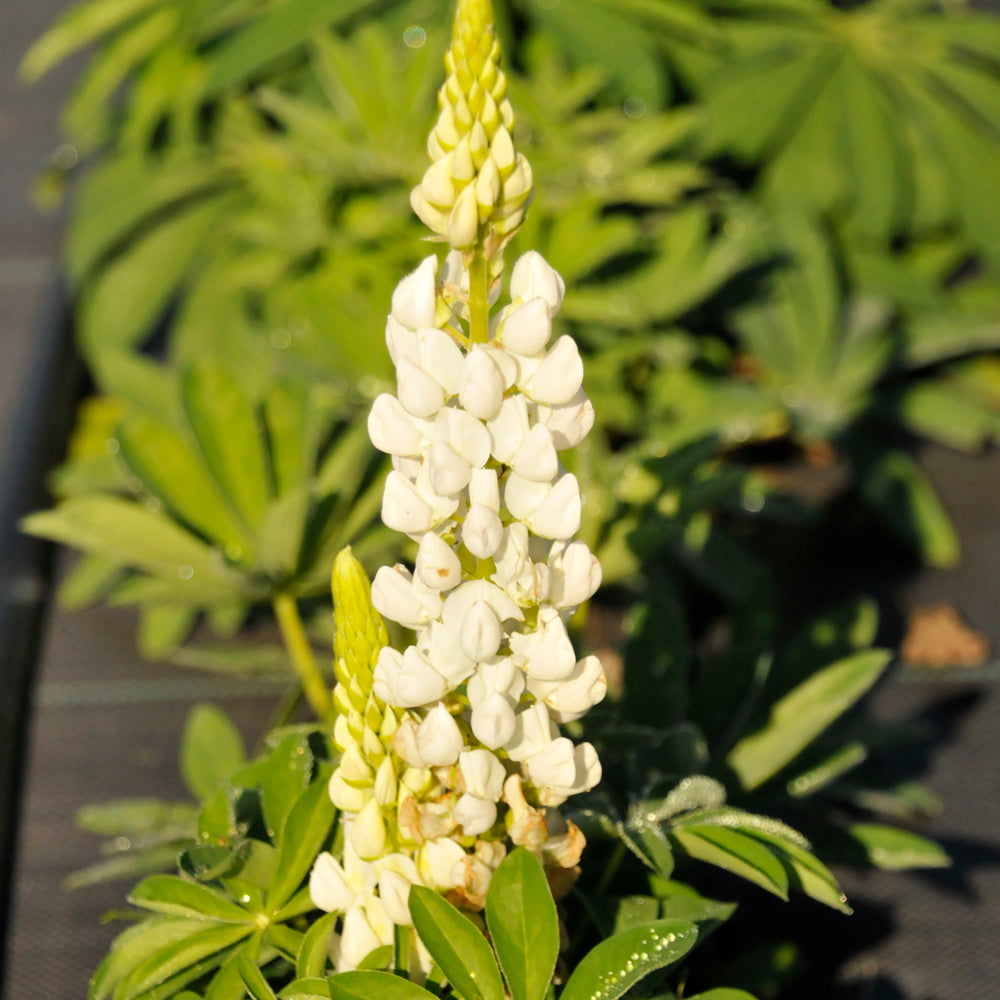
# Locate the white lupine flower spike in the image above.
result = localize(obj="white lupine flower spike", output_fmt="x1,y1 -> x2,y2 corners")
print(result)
311,0 -> 604,970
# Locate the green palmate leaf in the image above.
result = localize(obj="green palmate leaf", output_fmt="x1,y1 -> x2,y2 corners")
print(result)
560,919 -> 698,1000
670,828 -> 788,900
260,732 -> 315,842
238,946 -> 279,1000
207,945 -> 253,1000
848,824 -> 950,871
181,704 -> 246,802
328,972 -> 435,1000
747,833 -> 850,914
280,978 -> 331,1000
485,848 -> 559,1000
117,413 -> 252,558
264,380 -> 324,498
182,364 -> 273,532
180,842 -> 253,884
613,896 -> 661,934
20,0 -> 166,81
408,887 -> 504,1000
116,923 -> 253,1000
22,496 -> 241,593
129,876 -> 255,923
78,194 -> 231,358
296,912 -> 338,979
76,798 -> 196,837
137,603 -> 197,660
66,845 -> 188,891
268,775 -> 336,916
726,649 -> 891,791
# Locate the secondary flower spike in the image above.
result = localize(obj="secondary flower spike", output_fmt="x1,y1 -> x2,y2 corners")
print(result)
410,0 -> 532,250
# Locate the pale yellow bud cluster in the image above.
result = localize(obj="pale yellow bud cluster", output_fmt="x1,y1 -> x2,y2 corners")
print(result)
410,0 -> 532,250
330,549 -> 442,861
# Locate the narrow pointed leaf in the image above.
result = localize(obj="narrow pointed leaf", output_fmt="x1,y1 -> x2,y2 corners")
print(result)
409,887 -> 504,1000
129,876 -> 255,923
328,972 -> 435,1000
671,828 -> 788,899
849,824 -> 950,870
560,919 -> 698,1000
485,848 -> 558,1000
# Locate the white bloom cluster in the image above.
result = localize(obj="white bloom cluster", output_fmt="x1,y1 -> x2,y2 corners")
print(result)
369,248 -> 605,818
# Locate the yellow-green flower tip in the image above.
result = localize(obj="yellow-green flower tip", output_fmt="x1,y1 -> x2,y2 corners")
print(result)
332,547 -> 389,697
410,0 -> 532,251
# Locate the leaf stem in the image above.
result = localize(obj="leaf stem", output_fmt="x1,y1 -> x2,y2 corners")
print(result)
273,593 -> 331,721
469,252 -> 489,345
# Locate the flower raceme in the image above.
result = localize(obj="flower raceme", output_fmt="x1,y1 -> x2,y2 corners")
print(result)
309,0 -> 605,975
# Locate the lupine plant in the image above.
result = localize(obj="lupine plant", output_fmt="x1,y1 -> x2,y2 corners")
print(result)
23,0 -> 963,996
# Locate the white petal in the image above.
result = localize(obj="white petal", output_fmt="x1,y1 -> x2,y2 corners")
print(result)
481,344 -> 518,387
371,565 -> 440,629
506,702 -> 557,762
459,748 -> 506,801
468,468 -> 500,511
459,600 -> 503,661
418,327 -> 464,397
547,539 -> 602,608
428,440 -> 471,496
511,423 -> 558,482
418,837 -> 465,891
466,658 -> 525,707
416,532 -> 462,591
435,407 -> 491,467
397,357 -> 445,418
460,347 -> 505,420
486,395 -> 530,464
462,505 -> 504,559
339,905 -> 384,971
385,315 -> 419,366
309,853 -> 356,913
532,654 -> 607,723
368,393 -> 428,457
530,473 -> 581,540
524,737 -> 578,789
417,621 -> 476,684
396,647 -> 450,707
501,297 -> 551,355
392,256 -> 438,330
504,472 -> 549,523
454,794 -> 497,837
471,692 -> 517,749
508,611 -> 577,681
381,472 -> 434,535
510,251 -> 565,313
536,389 -> 595,450
442,580 -> 523,633
522,336 -> 583,405
417,704 -> 464,766
378,869 -> 416,925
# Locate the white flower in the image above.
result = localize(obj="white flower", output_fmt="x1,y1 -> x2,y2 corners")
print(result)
486,395 -> 530,464
505,471 -> 582,540
463,504 -> 504,558
310,841 -> 377,914
547,540 -> 602,609
500,296 -> 551,355
373,646 -> 449,708
522,336 -> 584,405
506,702 -> 558,762
509,608 -> 577,681
460,347 -> 505,419
459,748 -> 506,801
471,692 -> 516,749
468,467 -> 500,511
535,389 -> 595,450
416,621 -> 476,685
397,357 -> 446,418
391,256 -> 438,330
428,440 -> 472,496
454,794 -> 497,836
511,251 -> 565,313
369,394 -> 429,456
417,837 -> 466,892
434,407 -> 492,467
511,423 -> 558,482
527,654 -> 607,723
417,704 -> 464,766
372,565 -> 441,630
337,901 -> 393,972
459,600 -> 503,661
416,532 -> 462,591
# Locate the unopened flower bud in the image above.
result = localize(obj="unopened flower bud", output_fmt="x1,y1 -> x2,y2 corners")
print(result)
392,256 -> 439,330
511,251 -> 565,313
463,504 -> 504,558
352,799 -> 388,860
501,297 -> 551,356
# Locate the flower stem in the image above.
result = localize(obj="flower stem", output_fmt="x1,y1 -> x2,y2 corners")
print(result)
273,593 -> 331,721
469,252 -> 489,344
